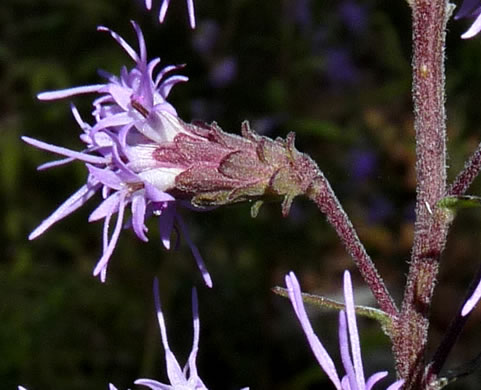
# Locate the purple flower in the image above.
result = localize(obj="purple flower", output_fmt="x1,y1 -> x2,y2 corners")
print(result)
144,0 -> 196,29
24,22 -> 211,286
20,282 -> 249,390
135,278 -> 250,390
285,271 -> 404,390
455,0 -> 481,38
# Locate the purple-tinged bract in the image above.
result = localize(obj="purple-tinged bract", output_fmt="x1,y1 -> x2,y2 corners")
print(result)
285,271 -> 404,390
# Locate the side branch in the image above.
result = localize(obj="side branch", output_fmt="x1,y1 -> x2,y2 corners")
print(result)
449,141 -> 481,196
306,175 -> 399,320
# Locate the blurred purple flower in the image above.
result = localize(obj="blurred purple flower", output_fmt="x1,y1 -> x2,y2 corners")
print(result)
338,0 -> 367,34
285,0 -> 312,32
325,48 -> 359,86
349,149 -> 377,181
145,0 -> 196,29
285,271 -> 403,390
455,0 -> 481,38
24,22 -> 211,286
192,20 -> 220,55
209,57 -> 237,88
135,279 -> 250,390
368,195 -> 393,225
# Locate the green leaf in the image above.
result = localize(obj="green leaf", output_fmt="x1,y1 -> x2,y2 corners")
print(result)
272,286 -> 394,337
437,195 -> 481,210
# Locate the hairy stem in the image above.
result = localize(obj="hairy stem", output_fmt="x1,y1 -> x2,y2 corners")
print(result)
395,0 -> 450,387
306,174 -> 399,320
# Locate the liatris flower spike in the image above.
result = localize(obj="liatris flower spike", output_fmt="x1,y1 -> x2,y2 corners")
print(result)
135,278 -> 250,390
285,271 -> 404,390
144,0 -> 196,29
455,0 -> 481,38
24,22 -> 211,286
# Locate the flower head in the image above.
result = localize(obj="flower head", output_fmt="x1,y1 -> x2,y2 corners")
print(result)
135,278 -> 250,390
135,278 -> 207,390
144,0 -> 196,29
25,22 -> 211,286
285,271 -> 404,390
455,0 -> 481,38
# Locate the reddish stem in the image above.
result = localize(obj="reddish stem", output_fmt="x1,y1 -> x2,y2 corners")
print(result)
395,0 -> 449,387
307,174 -> 399,320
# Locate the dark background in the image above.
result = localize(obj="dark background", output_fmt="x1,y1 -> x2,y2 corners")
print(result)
2,0 -> 481,388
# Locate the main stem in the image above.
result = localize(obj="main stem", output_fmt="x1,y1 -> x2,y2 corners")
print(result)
395,0 -> 449,387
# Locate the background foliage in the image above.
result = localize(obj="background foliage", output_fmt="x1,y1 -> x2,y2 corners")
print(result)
2,0 -> 481,388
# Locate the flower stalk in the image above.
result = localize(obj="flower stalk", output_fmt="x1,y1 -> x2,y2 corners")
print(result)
306,176 -> 399,321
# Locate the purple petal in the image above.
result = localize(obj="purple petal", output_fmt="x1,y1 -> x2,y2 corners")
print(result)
187,0 -> 196,29
185,288 -> 200,379
86,165 -> 123,191
462,13 -> 481,38
134,379 -> 170,390
131,192 -> 149,241
37,84 -> 105,100
131,20 -> 148,66
339,311 -> 358,390
157,201 -> 176,249
365,371 -> 388,390
157,75 -> 189,99
106,83 -> 133,111
93,193 -> 127,282
145,182 -> 175,202
285,272 -> 341,388
91,111 -> 134,132
98,25 -> 139,63
154,64 -> 180,87
456,0 -> 480,19
89,191 -> 122,222
37,156 -> 76,170
343,270 -> 365,388
386,379 -> 405,390
145,0 -> 152,10
462,278 -> 481,316
159,0 -> 172,23
176,214 -> 213,288
152,278 -> 187,385
22,136 -> 106,165
29,184 -> 99,240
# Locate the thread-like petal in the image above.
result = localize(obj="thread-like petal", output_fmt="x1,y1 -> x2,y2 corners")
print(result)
462,279 -> 481,316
